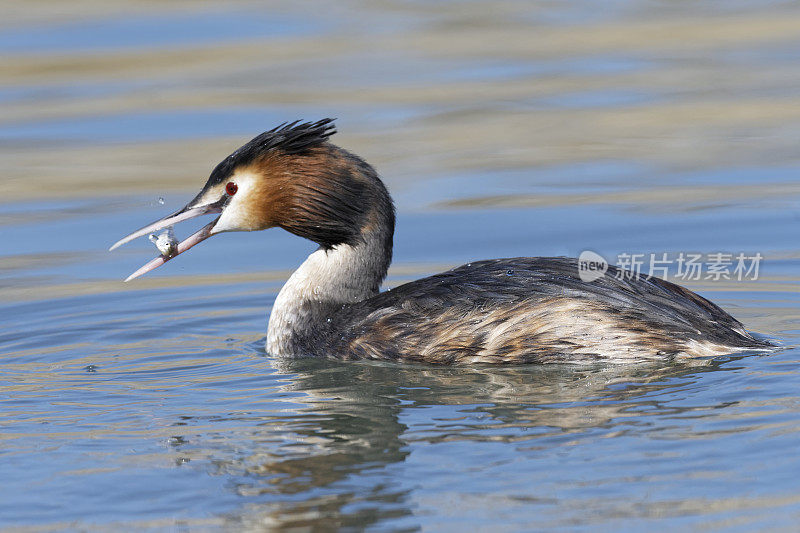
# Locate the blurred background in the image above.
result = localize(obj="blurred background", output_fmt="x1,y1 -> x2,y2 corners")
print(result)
3,0 -> 800,289
3,1 -> 800,530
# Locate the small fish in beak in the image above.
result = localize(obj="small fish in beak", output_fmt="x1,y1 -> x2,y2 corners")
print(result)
110,196 -> 226,282
148,227 -> 178,258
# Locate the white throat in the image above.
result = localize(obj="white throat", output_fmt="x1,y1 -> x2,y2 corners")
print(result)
266,231 -> 388,356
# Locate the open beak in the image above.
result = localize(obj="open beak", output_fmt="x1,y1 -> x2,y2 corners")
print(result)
110,196 -> 226,282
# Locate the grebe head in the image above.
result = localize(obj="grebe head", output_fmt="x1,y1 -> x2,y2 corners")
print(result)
111,119 -> 395,281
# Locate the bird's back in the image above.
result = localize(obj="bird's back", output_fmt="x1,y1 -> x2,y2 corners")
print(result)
316,257 -> 771,363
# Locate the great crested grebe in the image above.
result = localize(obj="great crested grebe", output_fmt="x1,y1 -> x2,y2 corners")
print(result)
111,119 -> 772,364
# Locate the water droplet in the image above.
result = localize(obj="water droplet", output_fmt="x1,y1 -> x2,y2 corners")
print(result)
157,197 -> 165,205
506,269 -> 514,276
326,318 -> 331,323
83,365 -> 98,372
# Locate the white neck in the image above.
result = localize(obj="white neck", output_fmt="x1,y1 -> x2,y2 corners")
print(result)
266,231 -> 389,356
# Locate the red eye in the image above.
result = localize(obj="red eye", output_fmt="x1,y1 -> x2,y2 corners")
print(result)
225,182 -> 238,196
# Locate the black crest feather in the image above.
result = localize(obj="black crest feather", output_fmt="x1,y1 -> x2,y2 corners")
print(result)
207,119 -> 337,186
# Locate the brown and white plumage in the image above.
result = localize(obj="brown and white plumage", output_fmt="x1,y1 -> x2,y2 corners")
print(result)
111,119 -> 773,364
